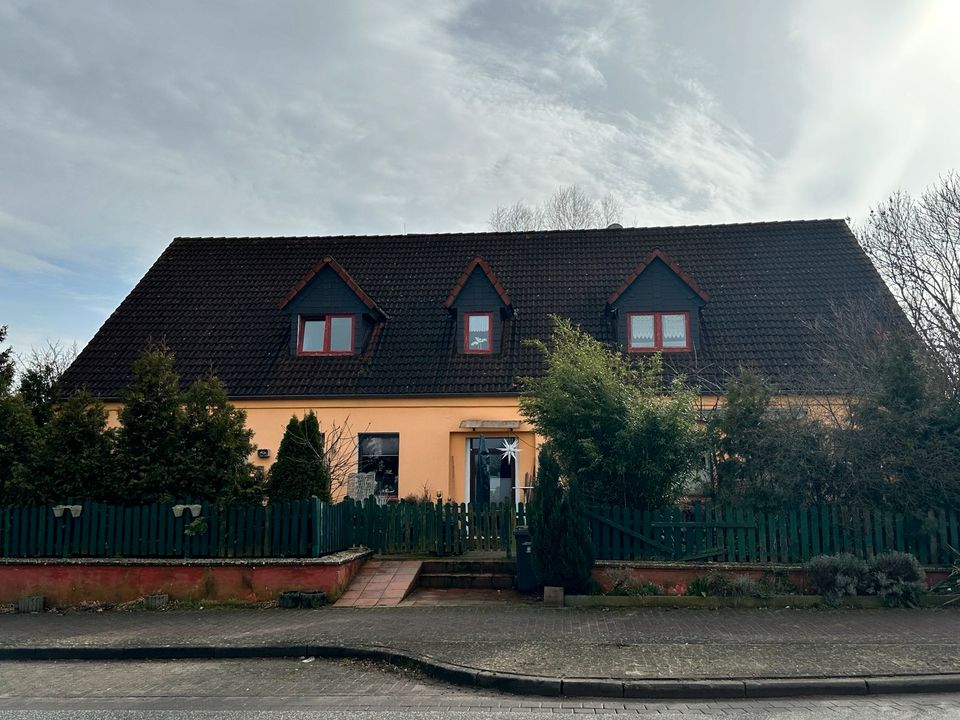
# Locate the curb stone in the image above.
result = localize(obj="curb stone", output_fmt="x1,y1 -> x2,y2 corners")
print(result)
477,671 -> 562,696
867,675 -> 960,694
2,645 -> 960,699
561,678 -> 624,697
744,677 -> 868,697
625,680 -> 746,699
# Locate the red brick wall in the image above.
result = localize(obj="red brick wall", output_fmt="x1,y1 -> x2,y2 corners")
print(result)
0,557 -> 366,607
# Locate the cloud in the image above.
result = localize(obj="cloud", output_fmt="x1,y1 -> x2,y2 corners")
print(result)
1,0 -> 958,354
764,0 -> 960,216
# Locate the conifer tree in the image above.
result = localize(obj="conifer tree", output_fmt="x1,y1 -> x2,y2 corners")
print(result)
267,411 -> 331,502
115,344 -> 186,502
30,390 -> 116,503
0,326 -> 38,503
180,374 -> 262,504
528,443 -> 594,592
0,395 -> 38,504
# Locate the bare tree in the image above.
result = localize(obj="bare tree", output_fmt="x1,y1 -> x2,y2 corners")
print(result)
598,195 -> 624,228
321,415 -> 363,499
17,339 -> 77,382
547,185 -> 601,230
858,172 -> 960,393
17,339 -> 78,425
488,202 -> 546,233
489,184 -> 623,232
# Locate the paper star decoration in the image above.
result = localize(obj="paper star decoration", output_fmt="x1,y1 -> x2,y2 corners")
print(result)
499,438 -> 520,463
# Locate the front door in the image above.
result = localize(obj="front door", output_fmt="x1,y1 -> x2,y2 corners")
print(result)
468,436 -> 517,506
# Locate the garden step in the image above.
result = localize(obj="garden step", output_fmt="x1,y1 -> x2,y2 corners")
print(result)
418,572 -> 515,590
420,560 -> 516,575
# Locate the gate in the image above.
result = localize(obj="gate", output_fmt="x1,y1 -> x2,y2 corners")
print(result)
348,498 -> 524,557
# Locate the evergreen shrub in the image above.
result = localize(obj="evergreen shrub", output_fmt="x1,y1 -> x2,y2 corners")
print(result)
528,443 -> 594,593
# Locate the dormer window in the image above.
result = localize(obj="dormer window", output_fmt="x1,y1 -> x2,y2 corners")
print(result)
464,312 -> 493,354
279,257 -> 386,358
298,314 -> 355,355
608,249 -> 708,355
628,311 -> 690,352
445,256 -> 512,356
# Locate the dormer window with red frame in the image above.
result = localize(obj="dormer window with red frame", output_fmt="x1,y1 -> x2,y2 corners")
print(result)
464,312 -> 493,354
298,314 -> 355,355
627,311 -> 690,352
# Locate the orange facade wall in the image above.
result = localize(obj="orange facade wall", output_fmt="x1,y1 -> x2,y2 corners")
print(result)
101,392 -> 844,504
105,396 -> 539,504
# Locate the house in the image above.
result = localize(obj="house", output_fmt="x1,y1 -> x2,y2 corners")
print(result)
61,219 -> 902,504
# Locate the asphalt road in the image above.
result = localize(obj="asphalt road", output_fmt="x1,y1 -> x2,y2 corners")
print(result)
1,659 -> 960,718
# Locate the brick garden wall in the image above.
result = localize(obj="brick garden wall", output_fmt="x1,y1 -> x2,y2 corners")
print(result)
0,552 -> 368,607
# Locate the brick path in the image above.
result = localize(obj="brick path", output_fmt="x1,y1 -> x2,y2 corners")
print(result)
335,559 -> 421,607
3,606 -> 960,680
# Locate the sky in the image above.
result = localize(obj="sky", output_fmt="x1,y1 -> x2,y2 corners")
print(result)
2,0 -> 960,355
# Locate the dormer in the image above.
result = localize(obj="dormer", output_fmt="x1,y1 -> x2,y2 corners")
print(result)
278,257 -> 386,356
606,249 -> 709,353
444,257 -> 512,355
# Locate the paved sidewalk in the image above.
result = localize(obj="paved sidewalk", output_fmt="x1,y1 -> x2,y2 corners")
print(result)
3,606 -> 960,681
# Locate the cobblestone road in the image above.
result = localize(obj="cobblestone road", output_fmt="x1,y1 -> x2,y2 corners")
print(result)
3,606 -> 960,679
1,659 -> 960,716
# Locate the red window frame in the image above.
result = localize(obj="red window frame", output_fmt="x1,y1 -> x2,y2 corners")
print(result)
297,314 -> 355,356
463,311 -> 494,354
627,311 -> 691,352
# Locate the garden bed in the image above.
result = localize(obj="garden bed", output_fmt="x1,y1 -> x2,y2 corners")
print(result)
565,593 -> 960,609
563,594 -> 960,610
592,560 -> 951,592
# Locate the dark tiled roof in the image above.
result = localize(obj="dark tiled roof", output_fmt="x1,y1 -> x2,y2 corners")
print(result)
62,219 -> 903,398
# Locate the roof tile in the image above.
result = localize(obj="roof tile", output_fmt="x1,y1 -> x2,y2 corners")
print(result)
62,220 -> 902,397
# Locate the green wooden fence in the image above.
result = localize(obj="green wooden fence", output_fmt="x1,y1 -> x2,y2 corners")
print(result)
5,496 -> 954,565
587,502 -> 960,565
0,498 -> 355,559
344,498 -> 524,557
0,497 -> 522,559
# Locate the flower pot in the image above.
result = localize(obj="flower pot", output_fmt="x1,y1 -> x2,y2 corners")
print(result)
278,591 -> 302,609
298,591 -> 327,609
144,593 -> 169,610
15,595 -> 44,613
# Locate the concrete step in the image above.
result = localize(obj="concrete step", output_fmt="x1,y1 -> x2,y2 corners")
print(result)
420,560 -> 516,575
418,573 -> 515,590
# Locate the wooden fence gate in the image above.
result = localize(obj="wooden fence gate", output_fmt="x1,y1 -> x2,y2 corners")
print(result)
347,498 -> 525,557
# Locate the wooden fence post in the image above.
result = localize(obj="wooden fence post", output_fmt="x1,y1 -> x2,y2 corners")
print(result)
311,496 -> 322,557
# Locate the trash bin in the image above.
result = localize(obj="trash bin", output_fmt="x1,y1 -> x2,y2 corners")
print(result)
514,525 -> 537,593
